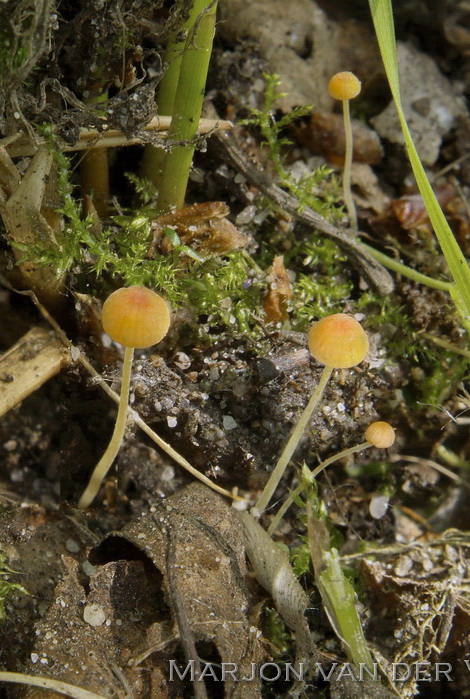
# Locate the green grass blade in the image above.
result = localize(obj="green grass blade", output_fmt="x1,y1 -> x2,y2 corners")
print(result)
156,0 -> 218,213
369,0 -> 470,320
141,6 -> 194,185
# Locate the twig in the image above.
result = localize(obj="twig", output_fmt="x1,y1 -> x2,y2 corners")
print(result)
213,130 -> 394,296
4,117 -> 233,158
0,671 -> 105,699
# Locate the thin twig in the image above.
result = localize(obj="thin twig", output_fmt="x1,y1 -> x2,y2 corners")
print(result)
0,672 -> 105,699
213,130 -> 394,296
4,117 -> 233,158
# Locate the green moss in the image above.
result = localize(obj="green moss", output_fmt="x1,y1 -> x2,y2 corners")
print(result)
13,132 -> 265,334
357,291 -> 418,360
242,74 -> 342,219
412,346 -> 470,407
0,551 -> 29,620
262,607 -> 292,655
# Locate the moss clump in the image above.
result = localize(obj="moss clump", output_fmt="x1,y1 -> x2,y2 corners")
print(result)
242,73 -> 342,219
13,133 -> 264,334
0,551 -> 29,620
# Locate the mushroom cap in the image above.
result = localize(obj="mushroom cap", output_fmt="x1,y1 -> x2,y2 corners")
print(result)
365,421 -> 396,449
307,313 -> 369,368
328,71 -> 361,101
102,286 -> 171,348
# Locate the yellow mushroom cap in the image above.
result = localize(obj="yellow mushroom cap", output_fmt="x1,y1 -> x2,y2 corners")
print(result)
102,286 -> 171,349
307,313 -> 369,368
364,421 -> 395,449
328,71 -> 361,101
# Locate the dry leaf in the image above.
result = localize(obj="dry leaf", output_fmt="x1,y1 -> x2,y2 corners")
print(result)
263,255 -> 292,323
148,202 -> 247,258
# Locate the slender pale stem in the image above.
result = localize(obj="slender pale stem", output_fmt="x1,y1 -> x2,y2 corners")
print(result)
342,99 -> 357,231
254,365 -> 333,515
267,442 -> 371,535
78,346 -> 134,509
0,671 -> 104,699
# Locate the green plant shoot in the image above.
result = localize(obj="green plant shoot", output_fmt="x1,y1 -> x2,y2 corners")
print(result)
368,0 -> 470,328
156,0 -> 218,213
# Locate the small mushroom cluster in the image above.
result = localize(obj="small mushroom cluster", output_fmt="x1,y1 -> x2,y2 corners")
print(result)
78,295 -> 395,520
255,313 -> 395,517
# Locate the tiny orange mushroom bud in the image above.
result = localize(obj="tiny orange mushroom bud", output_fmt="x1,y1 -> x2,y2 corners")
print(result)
102,286 -> 171,349
307,313 -> 369,369
365,421 -> 396,449
328,71 -> 362,101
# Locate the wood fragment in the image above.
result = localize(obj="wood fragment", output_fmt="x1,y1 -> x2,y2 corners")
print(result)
4,117 -> 233,158
263,255 -> 292,322
0,326 -> 68,418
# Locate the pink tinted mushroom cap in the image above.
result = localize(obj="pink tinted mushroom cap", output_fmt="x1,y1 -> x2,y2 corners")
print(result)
307,313 -> 369,369
102,286 -> 171,349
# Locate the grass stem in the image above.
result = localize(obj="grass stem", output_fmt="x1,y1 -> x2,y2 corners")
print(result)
156,0 -> 218,213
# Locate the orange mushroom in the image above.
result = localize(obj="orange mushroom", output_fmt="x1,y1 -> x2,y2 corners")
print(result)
328,71 -> 362,231
78,286 -> 171,509
268,419 -> 396,534
255,313 -> 369,515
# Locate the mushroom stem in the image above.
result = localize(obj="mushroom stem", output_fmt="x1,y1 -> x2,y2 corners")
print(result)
267,441 -> 370,535
254,365 -> 333,515
78,346 -> 135,509
342,98 -> 357,231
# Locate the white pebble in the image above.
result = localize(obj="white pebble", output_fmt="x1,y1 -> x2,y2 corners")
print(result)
369,495 -> 390,520
223,415 -> 238,430
65,538 -> 80,553
83,603 -> 106,627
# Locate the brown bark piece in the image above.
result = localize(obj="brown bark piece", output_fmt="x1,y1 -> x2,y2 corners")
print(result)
95,483 -> 265,697
263,255 -> 292,323
0,327 -> 68,419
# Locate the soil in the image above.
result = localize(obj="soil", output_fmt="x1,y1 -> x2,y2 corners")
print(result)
0,1 -> 470,698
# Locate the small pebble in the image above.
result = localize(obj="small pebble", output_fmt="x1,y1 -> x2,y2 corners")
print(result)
83,603 -> 106,627
223,415 -> 238,430
82,561 -> 97,576
369,495 -> 390,520
65,538 -> 80,553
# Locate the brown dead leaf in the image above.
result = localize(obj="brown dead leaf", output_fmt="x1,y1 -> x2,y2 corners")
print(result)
391,183 -> 456,231
263,255 -> 292,323
93,484 -> 266,697
0,488 -> 266,697
148,201 -> 248,258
